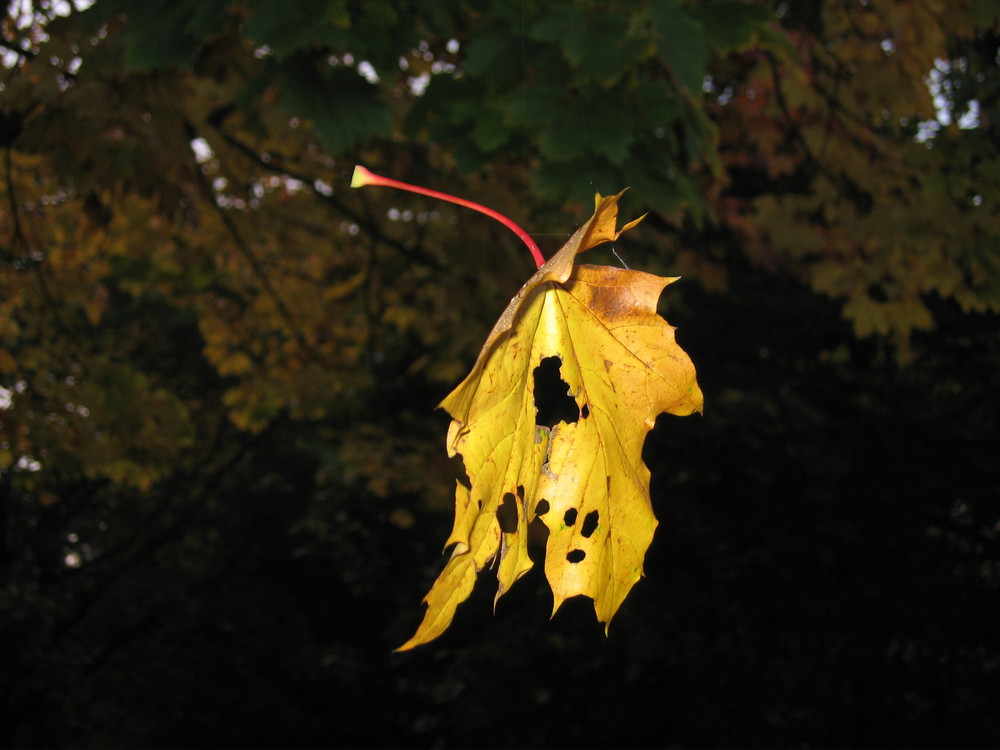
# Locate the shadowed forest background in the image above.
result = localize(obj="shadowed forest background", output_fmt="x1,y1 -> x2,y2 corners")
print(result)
2,0 -> 999,747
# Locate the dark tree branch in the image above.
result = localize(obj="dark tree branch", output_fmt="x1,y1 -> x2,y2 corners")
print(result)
201,112 -> 447,271
185,138 -> 326,365
765,51 -> 875,214
0,38 -> 36,61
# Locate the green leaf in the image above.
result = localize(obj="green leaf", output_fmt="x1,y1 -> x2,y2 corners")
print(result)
530,8 -> 588,60
80,0 -> 227,71
531,9 -> 645,87
693,1 -> 774,52
126,4 -> 220,70
244,0 -> 349,59
531,158 -> 622,205
276,59 -> 391,154
623,154 -> 686,217
651,0 -> 709,95
471,111 -> 511,152
465,31 -> 519,80
505,82 -> 570,130
537,102 -> 590,161
634,73 -> 683,132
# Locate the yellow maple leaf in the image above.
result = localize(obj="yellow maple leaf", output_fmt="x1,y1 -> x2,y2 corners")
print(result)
397,191 -> 703,650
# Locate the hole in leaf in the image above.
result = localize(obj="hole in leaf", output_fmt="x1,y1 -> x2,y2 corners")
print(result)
516,485 -> 525,500
535,499 -> 550,516
533,356 -> 579,428
581,404 -> 590,419
527,516 -> 549,562
580,510 -> 599,538
566,549 -> 586,563
563,508 -> 577,526
497,492 -> 518,533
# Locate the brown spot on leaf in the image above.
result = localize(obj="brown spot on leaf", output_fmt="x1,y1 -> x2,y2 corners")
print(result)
585,281 -> 630,320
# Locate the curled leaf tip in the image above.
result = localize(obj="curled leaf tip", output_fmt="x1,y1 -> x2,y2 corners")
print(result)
620,212 -> 647,234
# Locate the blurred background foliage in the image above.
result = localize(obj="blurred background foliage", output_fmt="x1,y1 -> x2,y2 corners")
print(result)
1,0 -> 998,746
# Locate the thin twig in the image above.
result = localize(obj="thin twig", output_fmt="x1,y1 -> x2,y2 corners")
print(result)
204,117 -> 447,270
765,51 -> 876,212
190,160 -> 324,364
0,39 -> 35,61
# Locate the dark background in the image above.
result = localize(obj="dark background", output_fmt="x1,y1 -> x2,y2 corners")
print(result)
5,255 -> 996,749
2,1 -> 998,747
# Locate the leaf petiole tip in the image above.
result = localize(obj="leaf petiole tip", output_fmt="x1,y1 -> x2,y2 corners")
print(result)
350,165 -> 376,189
